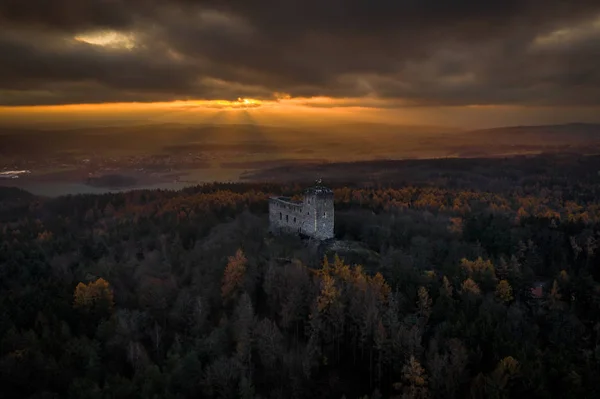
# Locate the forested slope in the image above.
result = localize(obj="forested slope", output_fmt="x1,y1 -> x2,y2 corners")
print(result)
2,155 -> 600,398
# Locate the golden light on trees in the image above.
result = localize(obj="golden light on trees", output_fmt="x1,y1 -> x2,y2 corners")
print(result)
394,355 -> 429,399
222,248 -> 248,301
495,280 -> 514,303
461,257 -> 497,291
489,356 -> 520,392
317,274 -> 339,312
460,257 -> 495,276
370,272 -> 391,303
448,217 -> 464,234
73,278 -> 114,312
441,276 -> 454,298
461,278 -> 481,296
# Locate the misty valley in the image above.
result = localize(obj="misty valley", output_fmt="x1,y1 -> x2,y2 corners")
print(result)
2,122 -> 600,197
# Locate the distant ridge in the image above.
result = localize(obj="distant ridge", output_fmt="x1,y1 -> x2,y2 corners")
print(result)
461,123 -> 600,146
467,123 -> 600,135
0,186 -> 35,201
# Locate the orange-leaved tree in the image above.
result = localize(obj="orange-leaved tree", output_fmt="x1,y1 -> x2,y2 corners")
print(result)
495,280 -> 514,303
461,278 -> 481,296
73,278 -> 114,314
222,248 -> 248,302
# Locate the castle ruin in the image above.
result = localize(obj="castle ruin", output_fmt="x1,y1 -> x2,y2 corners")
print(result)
269,182 -> 334,240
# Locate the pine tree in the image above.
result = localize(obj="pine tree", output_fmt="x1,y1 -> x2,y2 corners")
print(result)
222,248 -> 247,302
73,278 -> 114,315
417,287 -> 432,325
547,280 -> 565,310
443,275 -> 454,295
495,280 -> 514,303
393,355 -> 429,399
461,278 -> 481,296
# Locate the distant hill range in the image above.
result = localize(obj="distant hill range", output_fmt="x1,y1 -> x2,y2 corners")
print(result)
463,123 -> 600,143
426,123 -> 600,158
0,187 -> 35,218
0,186 -> 34,201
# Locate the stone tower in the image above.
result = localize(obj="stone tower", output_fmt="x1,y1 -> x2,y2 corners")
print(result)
302,182 -> 334,240
268,180 -> 335,240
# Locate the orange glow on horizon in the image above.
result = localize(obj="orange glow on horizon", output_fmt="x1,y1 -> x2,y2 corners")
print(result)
0,96 -> 381,113
4,97 -> 598,129
0,96 -> 403,126
0,97 -> 418,128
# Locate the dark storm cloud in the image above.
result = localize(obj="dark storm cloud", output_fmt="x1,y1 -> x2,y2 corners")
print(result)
0,0 -> 135,31
0,0 -> 599,106
0,35 -> 193,92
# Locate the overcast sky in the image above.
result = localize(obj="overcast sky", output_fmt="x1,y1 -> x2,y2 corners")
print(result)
0,0 -> 599,127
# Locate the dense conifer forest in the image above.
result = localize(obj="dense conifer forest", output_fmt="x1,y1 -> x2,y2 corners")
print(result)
3,155 -> 600,398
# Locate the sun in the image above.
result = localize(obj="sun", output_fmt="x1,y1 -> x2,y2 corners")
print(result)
160,98 -> 264,111
238,98 -> 260,106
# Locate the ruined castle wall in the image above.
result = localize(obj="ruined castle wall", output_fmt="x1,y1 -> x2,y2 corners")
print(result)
268,198 -> 306,234
269,188 -> 335,240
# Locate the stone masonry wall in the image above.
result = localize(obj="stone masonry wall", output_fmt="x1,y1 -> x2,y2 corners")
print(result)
269,189 -> 334,240
302,191 -> 334,240
268,197 -> 306,235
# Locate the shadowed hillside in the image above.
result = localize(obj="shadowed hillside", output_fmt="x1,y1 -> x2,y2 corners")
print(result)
2,153 -> 600,398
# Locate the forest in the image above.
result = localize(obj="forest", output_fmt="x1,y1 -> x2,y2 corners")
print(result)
2,154 -> 600,398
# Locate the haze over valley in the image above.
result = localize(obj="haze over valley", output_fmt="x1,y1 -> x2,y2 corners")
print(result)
2,120 -> 600,196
